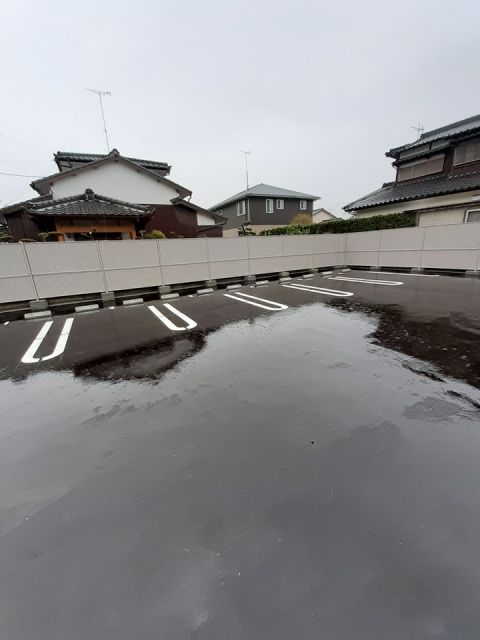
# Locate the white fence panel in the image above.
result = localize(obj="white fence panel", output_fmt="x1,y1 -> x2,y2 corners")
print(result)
1,223 -> 480,304
247,236 -> 284,274
34,272 -> 106,298
26,242 -> 101,274
378,250 -> 422,269
380,227 -> 425,251
100,240 -> 162,291
0,245 -> 36,302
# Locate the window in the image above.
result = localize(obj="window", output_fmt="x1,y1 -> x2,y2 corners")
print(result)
465,209 -> 480,223
236,200 -> 246,216
276,199 -> 284,210
396,155 -> 445,181
299,200 -> 307,211
454,140 -> 480,166
265,198 -> 273,213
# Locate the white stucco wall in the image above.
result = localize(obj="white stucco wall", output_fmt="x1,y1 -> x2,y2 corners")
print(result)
353,189 -> 480,226
50,161 -> 181,204
197,211 -> 215,226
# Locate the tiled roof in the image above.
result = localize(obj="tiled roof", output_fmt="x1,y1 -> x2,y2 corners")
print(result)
387,114 -> 480,156
344,171 -> 480,212
0,195 -> 51,215
55,150 -> 170,173
26,190 -> 151,218
210,183 -> 319,209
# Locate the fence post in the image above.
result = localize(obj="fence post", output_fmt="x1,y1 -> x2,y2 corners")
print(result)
21,242 -> 39,301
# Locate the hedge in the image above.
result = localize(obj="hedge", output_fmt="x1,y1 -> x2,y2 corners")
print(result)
259,212 -> 417,236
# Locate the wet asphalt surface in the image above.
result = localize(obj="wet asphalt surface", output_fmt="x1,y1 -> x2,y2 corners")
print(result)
1,270 -> 480,639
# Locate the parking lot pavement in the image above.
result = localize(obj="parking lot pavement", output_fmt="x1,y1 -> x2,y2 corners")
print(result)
1,270 -> 480,639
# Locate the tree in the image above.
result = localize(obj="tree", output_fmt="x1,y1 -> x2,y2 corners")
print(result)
291,213 -> 312,225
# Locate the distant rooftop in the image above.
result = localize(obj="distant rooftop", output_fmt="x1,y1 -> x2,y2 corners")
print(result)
387,114 -> 480,157
55,150 -> 171,174
211,183 -> 319,209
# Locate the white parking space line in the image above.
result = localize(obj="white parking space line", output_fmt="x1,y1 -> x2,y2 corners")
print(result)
224,291 -> 288,311
282,283 -> 354,297
148,303 -> 197,331
21,317 -> 74,364
328,276 -> 403,286
3,321 -> 9,325
368,271 -> 440,277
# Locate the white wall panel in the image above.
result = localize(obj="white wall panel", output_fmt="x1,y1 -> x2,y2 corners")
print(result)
378,250 -> 422,268
159,239 -> 208,265
421,250 -> 478,270
248,236 -> 283,258
344,251 -> 379,266
207,238 -> 248,262
26,242 -> 101,274
248,257 -> 285,274
99,240 -> 159,269
163,263 -> 210,284
209,260 -> 249,279
0,245 -> 30,276
104,267 -> 162,291
283,254 -> 313,271
424,224 -> 480,250
346,231 -> 381,252
0,276 -> 36,302
34,272 -> 105,298
283,235 -> 314,256
380,227 -> 425,251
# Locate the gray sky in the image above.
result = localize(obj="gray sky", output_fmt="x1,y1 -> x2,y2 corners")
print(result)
1,0 -> 479,216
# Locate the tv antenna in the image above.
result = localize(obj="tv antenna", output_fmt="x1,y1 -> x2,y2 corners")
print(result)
240,150 -> 251,189
86,88 -> 111,152
411,122 -> 424,139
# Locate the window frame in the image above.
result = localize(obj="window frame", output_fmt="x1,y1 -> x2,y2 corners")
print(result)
464,208 -> 480,223
276,199 -> 284,210
265,198 -> 274,214
299,200 -> 307,211
236,200 -> 246,216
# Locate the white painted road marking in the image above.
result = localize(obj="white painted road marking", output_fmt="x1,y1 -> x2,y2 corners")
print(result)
224,291 -> 288,311
368,271 -> 440,277
328,276 -> 403,286
148,303 -> 197,331
282,283 -> 354,297
21,317 -> 74,364
3,321 -> 9,325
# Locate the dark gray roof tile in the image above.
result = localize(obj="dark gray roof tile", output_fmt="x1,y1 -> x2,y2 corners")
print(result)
26,190 -> 150,218
344,171 -> 480,212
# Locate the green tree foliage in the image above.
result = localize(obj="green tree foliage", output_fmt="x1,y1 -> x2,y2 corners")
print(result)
260,212 -> 417,236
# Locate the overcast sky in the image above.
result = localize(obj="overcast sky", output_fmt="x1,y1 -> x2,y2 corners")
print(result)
1,0 -> 479,216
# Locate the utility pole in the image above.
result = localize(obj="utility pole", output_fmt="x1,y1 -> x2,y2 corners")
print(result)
411,122 -> 424,139
240,150 -> 251,190
87,88 -> 112,152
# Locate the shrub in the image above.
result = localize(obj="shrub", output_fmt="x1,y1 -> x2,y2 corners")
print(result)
144,229 -> 166,239
260,212 -> 416,236
290,213 -> 312,225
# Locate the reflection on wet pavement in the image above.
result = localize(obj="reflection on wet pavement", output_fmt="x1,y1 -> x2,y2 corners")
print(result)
1,273 -> 480,639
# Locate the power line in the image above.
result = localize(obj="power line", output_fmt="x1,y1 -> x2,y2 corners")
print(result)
0,171 -> 42,178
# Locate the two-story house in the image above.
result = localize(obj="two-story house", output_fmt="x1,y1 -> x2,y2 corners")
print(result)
344,114 -> 480,226
210,183 -> 319,237
1,149 -> 225,241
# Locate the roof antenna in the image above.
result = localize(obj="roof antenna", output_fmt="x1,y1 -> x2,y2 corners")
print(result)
411,122 -> 424,139
240,150 -> 251,190
86,88 -> 112,152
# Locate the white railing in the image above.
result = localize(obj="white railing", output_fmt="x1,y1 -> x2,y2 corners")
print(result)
0,223 -> 479,304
